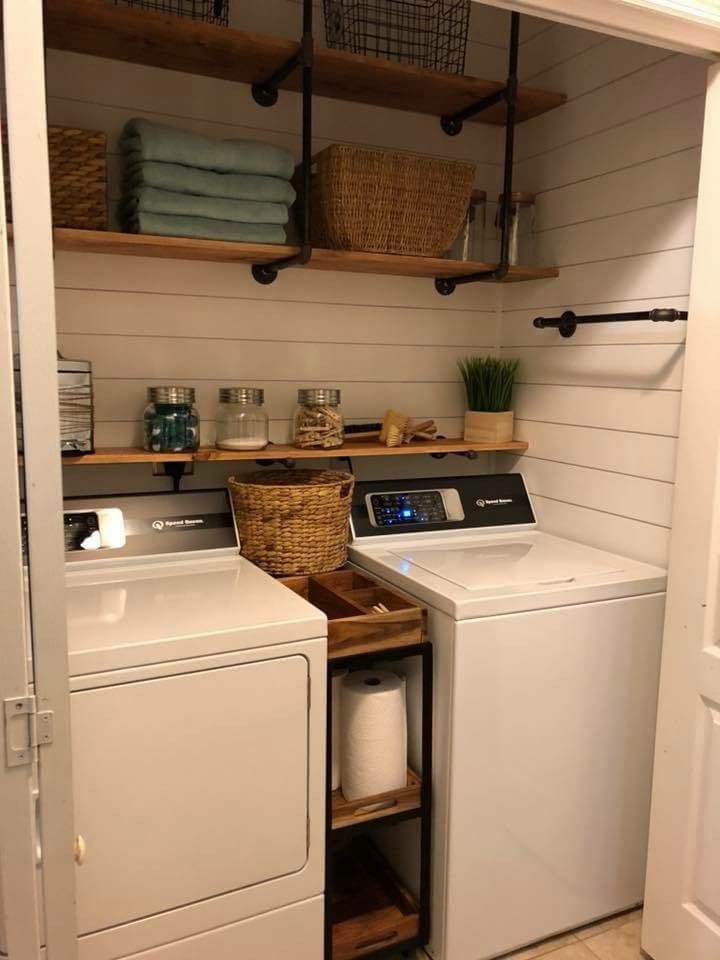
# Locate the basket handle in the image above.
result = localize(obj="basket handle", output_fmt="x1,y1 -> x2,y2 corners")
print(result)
339,478 -> 354,500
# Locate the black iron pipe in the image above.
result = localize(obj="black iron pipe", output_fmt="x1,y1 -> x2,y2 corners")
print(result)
252,0 -> 313,285
436,12 -> 520,295
534,308 -> 689,338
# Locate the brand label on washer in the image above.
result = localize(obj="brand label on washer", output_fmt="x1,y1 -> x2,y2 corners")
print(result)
146,513 -> 232,533
476,497 -> 513,508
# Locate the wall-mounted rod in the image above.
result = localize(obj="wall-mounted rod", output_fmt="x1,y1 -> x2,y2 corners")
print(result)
533,308 -> 689,339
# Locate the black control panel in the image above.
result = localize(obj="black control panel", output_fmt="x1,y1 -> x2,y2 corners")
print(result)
64,511 -> 100,552
369,491 -> 447,527
351,474 -> 536,539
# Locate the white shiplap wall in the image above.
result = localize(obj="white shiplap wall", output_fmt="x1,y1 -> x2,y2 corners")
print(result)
498,27 -> 707,566
49,1 -> 522,495
47,3 -> 707,564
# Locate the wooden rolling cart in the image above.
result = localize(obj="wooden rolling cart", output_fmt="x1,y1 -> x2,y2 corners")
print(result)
281,570 -> 432,960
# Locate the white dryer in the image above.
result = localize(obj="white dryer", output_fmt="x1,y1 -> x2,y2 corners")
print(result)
348,474 -> 666,960
10,490 -> 326,960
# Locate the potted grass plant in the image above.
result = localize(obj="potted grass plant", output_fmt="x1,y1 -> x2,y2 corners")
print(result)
458,355 -> 520,443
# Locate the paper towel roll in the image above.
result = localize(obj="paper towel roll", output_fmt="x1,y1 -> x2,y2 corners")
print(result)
375,658 -> 422,774
340,670 -> 407,801
331,668 -> 348,791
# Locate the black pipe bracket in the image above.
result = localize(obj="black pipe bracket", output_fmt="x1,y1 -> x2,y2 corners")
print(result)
534,308 -> 689,338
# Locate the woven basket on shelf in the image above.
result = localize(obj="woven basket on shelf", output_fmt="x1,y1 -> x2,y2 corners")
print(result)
3,126 -> 107,230
228,470 -> 355,576
311,144 -> 476,257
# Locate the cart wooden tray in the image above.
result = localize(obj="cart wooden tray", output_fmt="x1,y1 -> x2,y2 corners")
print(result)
332,768 -> 421,830
279,569 -> 426,659
331,836 -> 420,960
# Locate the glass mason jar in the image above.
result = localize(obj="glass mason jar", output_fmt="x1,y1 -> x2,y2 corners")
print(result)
449,189 -> 487,261
496,191 -> 536,266
293,388 -> 344,449
143,386 -> 200,453
215,387 -> 269,451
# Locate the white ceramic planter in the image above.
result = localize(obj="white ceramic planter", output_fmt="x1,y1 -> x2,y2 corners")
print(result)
464,410 -> 514,444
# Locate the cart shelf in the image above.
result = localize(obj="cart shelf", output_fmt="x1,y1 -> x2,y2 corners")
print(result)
332,769 -> 422,831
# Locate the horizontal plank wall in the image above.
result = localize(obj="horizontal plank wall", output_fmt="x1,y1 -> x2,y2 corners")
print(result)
44,0 -> 517,495
499,28 -> 706,566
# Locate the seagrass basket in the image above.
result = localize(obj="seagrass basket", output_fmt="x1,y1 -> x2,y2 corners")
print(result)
311,144 -> 475,256
228,470 -> 355,576
3,126 -> 107,230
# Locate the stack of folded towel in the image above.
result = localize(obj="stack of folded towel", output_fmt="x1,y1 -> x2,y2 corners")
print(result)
119,118 -> 297,244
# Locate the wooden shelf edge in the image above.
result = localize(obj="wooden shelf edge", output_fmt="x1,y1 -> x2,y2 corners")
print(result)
44,0 -> 566,126
57,440 -> 529,466
332,769 -> 421,830
38,227 -> 560,282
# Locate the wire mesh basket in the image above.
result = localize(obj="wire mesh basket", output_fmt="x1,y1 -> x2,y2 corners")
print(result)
113,0 -> 229,25
323,0 -> 471,74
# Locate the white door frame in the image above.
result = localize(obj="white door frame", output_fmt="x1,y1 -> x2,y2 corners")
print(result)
475,0 -> 720,56
642,59 -> 720,960
1,1 -> 79,957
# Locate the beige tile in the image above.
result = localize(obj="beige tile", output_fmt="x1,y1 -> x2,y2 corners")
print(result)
576,909 -> 643,941
583,915 -> 644,960
509,943 -> 598,960
502,934 -> 584,960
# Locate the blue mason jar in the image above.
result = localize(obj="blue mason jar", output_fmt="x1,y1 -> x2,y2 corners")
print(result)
143,386 -> 200,453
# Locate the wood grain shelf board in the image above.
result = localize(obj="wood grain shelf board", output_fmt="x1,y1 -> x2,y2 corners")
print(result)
332,769 -> 421,830
44,0 -> 566,126
58,440 -> 529,466
47,228 -> 560,282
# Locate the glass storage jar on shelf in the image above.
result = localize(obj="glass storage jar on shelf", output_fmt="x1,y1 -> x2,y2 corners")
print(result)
143,386 -> 200,453
496,191 -> 536,266
448,189 -> 487,262
215,387 -> 269,451
293,388 -> 344,450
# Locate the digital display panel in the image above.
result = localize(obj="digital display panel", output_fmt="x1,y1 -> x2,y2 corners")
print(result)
369,491 -> 448,527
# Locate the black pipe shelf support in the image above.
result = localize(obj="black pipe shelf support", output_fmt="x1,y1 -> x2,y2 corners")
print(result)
435,12 -> 520,296
534,308 -> 689,339
251,0 -> 314,286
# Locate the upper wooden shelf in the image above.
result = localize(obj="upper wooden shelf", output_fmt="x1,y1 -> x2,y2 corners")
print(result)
43,0 -> 566,126
60,439 -> 529,466
48,228 -> 559,282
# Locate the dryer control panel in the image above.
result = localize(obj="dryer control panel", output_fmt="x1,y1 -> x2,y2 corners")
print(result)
351,474 -> 536,539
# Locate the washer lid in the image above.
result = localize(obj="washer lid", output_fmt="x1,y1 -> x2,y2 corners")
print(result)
389,536 -> 623,591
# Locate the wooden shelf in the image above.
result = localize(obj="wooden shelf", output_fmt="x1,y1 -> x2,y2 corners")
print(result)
332,769 -> 421,831
44,0 -> 566,126
59,439 -> 529,466
332,837 -> 419,960
47,228 -> 559,282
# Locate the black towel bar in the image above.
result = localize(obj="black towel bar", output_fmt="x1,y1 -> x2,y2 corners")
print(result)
533,308 -> 688,338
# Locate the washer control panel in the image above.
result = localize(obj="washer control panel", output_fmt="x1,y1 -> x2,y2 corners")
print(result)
366,488 -> 465,527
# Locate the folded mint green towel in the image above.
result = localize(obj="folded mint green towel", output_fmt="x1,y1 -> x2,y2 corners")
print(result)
124,160 -> 296,205
123,212 -> 286,244
120,187 -> 289,225
121,118 -> 295,179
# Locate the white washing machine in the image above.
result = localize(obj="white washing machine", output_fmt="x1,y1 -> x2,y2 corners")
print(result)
6,489 -> 326,960
348,474 -> 667,960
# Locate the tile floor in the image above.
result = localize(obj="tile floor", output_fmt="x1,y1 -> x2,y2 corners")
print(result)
397,908 -> 650,960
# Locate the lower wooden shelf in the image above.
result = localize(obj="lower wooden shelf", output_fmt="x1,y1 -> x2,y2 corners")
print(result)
332,837 -> 420,960
57,439 -> 528,467
36,227 -> 559,283
332,769 -> 421,831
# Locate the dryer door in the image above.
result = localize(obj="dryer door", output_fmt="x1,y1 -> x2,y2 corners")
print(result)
71,654 -> 310,935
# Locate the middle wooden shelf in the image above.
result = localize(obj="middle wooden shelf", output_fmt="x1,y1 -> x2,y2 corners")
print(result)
48,228 -> 559,283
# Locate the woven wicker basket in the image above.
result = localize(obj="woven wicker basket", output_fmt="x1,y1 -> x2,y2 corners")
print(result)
311,145 -> 476,257
228,470 -> 355,576
3,126 -> 107,230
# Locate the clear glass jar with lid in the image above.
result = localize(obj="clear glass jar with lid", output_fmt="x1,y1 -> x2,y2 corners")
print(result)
143,386 -> 199,453
293,388 -> 344,449
216,387 -> 269,451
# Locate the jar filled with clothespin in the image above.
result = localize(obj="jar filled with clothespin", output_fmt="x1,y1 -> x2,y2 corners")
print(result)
293,388 -> 345,449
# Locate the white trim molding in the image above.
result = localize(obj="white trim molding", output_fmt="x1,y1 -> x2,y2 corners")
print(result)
477,0 -> 720,57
